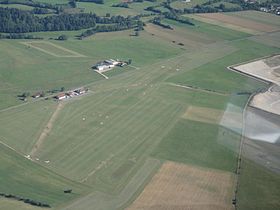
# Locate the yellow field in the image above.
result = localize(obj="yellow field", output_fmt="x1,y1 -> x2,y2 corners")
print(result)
127,161 -> 235,210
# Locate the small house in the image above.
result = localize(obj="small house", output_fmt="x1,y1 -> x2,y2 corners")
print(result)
32,92 -> 41,98
55,93 -> 66,100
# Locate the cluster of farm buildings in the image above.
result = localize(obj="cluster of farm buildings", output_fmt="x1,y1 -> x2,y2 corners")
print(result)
93,59 -> 127,72
54,88 -> 88,100
31,88 -> 88,101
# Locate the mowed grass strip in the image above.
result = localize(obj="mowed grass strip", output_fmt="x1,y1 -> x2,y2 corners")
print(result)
0,143 -> 90,208
22,41 -> 86,57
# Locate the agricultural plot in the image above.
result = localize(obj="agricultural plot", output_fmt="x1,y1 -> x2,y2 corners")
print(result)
237,159 -> 280,210
0,8 -> 280,210
191,12 -> 280,34
168,40 -> 280,93
152,119 -> 240,172
0,143 -> 90,208
228,10 -> 280,27
127,161 -> 235,210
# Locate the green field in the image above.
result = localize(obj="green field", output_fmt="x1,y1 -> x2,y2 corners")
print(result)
0,143 -> 90,207
237,159 -> 280,210
0,6 -> 279,210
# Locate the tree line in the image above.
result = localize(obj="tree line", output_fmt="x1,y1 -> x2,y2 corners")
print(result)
0,7 -> 144,33
0,193 -> 51,208
79,18 -> 143,38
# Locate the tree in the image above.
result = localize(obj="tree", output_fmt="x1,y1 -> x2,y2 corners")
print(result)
135,31 -> 139,36
106,13 -> 110,17
57,34 -> 68,40
69,0 -> 77,8
128,59 -> 132,64
61,87 -> 65,92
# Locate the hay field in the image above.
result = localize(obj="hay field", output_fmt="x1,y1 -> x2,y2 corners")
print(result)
127,161 -> 235,210
191,13 -> 279,34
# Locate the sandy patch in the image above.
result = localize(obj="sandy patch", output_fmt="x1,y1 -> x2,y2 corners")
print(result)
232,55 -> 280,85
250,85 -> 280,116
196,13 -> 278,33
127,161 -> 235,210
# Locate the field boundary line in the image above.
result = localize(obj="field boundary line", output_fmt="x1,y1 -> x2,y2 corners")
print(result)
167,82 -> 229,96
21,41 -> 86,58
29,102 -> 65,158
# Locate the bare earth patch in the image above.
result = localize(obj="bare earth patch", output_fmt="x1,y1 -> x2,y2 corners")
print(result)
231,55 -> 280,116
127,161 -> 235,210
195,13 -> 278,34
232,55 -> 280,85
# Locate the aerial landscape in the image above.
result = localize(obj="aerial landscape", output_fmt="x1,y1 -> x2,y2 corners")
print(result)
0,0 -> 280,209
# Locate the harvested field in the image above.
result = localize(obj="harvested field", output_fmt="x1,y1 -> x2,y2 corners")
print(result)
127,161 -> 235,210
195,13 -> 279,34
21,41 -> 86,57
183,106 -> 242,130
182,106 -> 223,124
250,31 -> 280,48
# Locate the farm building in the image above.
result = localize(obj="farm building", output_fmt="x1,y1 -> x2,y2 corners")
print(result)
32,92 -> 42,98
93,59 -> 120,72
74,88 -> 87,95
55,93 -> 67,100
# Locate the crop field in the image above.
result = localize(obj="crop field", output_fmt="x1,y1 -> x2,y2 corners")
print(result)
227,10 -> 280,27
0,9 -> 280,210
189,12 -> 280,34
127,161 -> 235,210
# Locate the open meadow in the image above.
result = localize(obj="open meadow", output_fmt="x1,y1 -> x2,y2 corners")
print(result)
0,7 -> 280,210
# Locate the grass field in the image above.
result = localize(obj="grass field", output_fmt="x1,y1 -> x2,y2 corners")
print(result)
0,143 -> 90,208
0,7 -> 279,210
168,40 -> 280,93
237,159 -> 280,210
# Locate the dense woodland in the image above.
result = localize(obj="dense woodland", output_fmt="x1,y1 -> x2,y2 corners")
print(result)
0,0 -> 279,35
0,7 -> 142,33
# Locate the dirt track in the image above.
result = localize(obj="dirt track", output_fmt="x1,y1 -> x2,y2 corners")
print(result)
30,102 -> 64,158
127,161 -> 235,210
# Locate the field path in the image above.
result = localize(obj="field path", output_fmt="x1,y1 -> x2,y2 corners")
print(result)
30,102 -> 64,158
